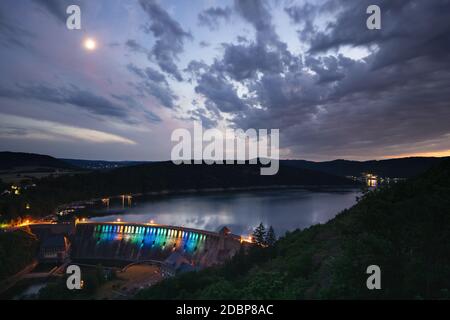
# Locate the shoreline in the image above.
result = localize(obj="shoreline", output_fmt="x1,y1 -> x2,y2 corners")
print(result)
69,184 -> 362,220
63,183 -> 361,208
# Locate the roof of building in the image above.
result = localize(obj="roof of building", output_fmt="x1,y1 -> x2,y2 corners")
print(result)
218,226 -> 231,235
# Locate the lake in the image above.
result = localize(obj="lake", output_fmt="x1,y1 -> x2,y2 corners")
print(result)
89,188 -> 360,237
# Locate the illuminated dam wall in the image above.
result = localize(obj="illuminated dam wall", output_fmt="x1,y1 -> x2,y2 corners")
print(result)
71,222 -> 244,268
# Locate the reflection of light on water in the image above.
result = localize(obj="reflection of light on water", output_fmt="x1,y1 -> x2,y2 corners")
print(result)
367,179 -> 377,187
93,212 -> 234,232
14,282 -> 47,299
365,173 -> 378,187
90,190 -> 361,236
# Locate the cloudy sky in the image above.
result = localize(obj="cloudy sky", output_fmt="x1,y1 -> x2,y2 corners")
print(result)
0,0 -> 449,161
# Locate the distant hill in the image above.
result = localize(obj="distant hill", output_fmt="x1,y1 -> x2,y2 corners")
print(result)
281,157 -> 450,178
0,152 -> 77,171
2,151 -> 445,178
2,161 -> 356,219
86,161 -> 356,192
28,161 -> 359,198
136,159 -> 450,299
0,231 -> 37,282
60,159 -> 149,170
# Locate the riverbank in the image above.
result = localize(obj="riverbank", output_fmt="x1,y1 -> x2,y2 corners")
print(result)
79,187 -> 361,237
64,184 -> 361,218
0,231 -> 38,283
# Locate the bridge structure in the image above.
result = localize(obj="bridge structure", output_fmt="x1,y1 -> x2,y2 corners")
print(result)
71,221 -> 248,271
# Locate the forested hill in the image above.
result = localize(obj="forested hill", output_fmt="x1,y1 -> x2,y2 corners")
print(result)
136,159 -> 450,299
60,159 -> 149,170
281,156 -> 449,178
0,152 -> 76,170
1,161 -> 355,219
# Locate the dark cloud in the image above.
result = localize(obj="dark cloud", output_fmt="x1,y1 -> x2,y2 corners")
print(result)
186,0 -> 300,118
219,41 -> 299,81
1,0 -> 450,160
31,0 -> 82,24
0,83 -> 134,121
175,98 -> 222,129
307,1 -> 450,68
127,63 -> 167,84
125,39 -> 179,106
0,7 -> 35,49
188,0 -> 450,159
304,55 -> 347,84
195,72 -> 249,113
284,2 -> 335,43
141,81 -> 178,109
198,6 -> 232,30
185,60 -> 209,75
187,60 -> 249,115
234,0 -> 277,45
186,105 -> 220,129
212,0 -> 299,82
0,126 -> 28,138
108,42 -> 121,48
125,39 -> 149,54
111,94 -> 161,123
138,0 -> 191,81
127,63 -> 178,109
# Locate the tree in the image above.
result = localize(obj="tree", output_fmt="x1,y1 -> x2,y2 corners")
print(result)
95,264 -> 106,284
265,226 -> 276,247
252,223 -> 266,246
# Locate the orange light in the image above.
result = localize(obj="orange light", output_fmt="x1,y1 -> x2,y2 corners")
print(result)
240,235 -> 254,244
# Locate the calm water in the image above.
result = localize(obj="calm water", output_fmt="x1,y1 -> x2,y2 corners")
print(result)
90,188 -> 360,236
13,282 -> 47,300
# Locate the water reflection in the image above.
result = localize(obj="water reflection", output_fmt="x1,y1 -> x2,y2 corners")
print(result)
90,189 -> 360,236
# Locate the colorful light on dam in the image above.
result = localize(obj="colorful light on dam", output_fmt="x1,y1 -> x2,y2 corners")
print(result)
92,223 -> 208,255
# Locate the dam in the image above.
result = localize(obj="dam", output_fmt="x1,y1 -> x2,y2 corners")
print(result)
71,222 -> 248,271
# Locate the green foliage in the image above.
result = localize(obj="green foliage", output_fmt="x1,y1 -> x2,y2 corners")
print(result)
37,266 -> 110,299
252,223 -> 266,246
199,279 -> 238,299
37,279 -> 76,300
0,161 -> 354,220
0,231 -> 37,281
136,159 -> 450,299
265,226 -> 276,247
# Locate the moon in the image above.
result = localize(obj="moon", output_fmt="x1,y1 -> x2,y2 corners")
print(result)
83,38 -> 97,51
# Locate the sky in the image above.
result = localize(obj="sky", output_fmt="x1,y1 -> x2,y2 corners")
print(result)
0,0 -> 449,161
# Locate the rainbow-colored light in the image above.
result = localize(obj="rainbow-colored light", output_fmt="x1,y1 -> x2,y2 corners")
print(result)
93,224 -> 207,254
